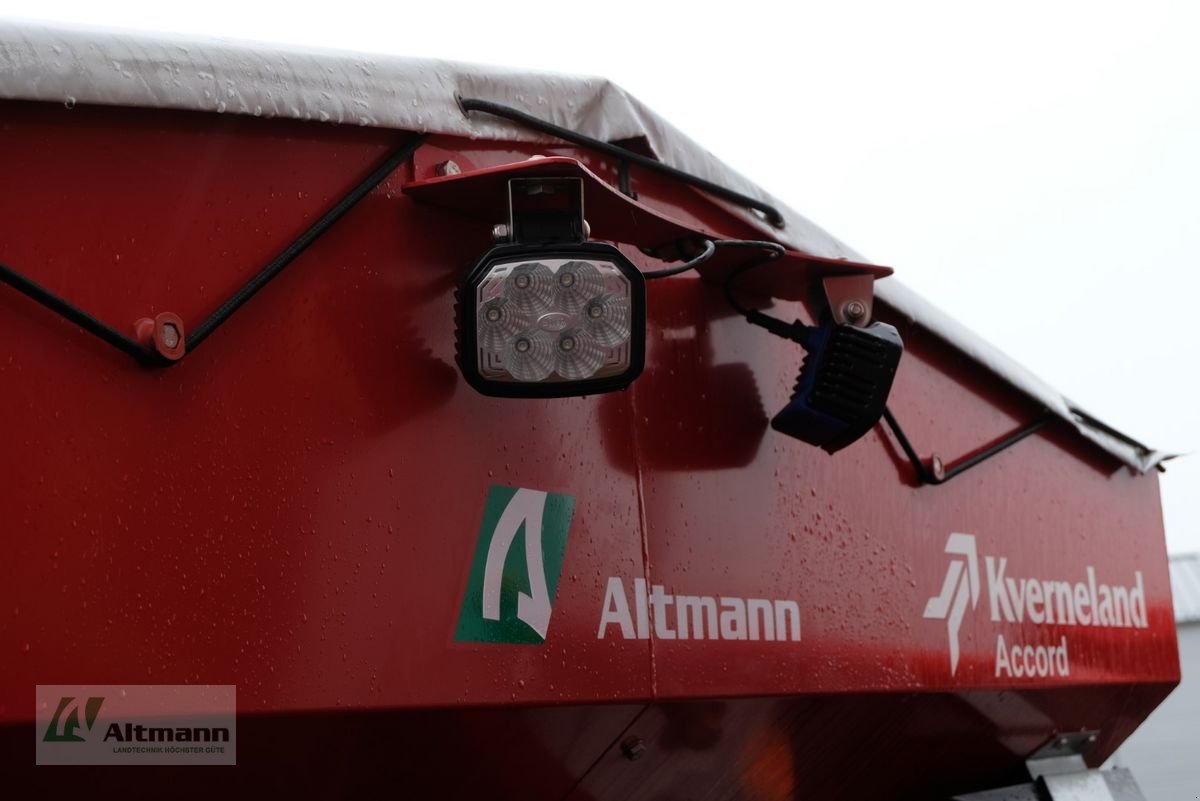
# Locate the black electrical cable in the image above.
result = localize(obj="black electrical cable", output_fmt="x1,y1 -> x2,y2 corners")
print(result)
459,97 -> 787,228
0,133 -> 427,366
643,237 -> 788,282
717,240 -> 810,343
642,240 -> 716,279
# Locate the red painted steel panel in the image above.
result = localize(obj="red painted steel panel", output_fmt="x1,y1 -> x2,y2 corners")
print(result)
0,100 -> 1178,796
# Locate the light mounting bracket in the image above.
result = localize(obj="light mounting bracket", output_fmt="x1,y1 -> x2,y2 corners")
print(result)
504,176 -> 587,245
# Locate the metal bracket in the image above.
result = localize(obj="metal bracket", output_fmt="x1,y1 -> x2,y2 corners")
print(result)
404,153 -> 892,301
954,735 -> 1146,801
503,176 -> 587,245
1026,730 -> 1100,780
953,768 -> 1147,801
822,274 -> 875,326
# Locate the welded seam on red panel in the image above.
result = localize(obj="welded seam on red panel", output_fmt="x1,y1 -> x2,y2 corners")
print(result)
627,380 -> 659,701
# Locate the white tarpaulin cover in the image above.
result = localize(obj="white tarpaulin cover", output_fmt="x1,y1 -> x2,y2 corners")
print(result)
0,19 -> 1164,471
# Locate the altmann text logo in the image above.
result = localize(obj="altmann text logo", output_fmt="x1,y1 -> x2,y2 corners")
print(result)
455,485 -> 575,644
36,685 -> 236,765
43,696 -> 105,742
923,533 -> 1149,678
597,578 -> 801,642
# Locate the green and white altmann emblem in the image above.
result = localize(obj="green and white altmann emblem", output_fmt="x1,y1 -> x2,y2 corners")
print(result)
43,696 -> 105,742
455,485 -> 575,644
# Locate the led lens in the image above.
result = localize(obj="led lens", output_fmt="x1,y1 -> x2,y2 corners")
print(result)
554,328 -> 606,379
582,293 -> 631,347
504,262 -> 555,316
476,297 -> 530,352
554,260 -> 605,314
503,329 -> 556,381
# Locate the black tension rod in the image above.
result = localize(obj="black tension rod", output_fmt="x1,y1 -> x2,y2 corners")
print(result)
881,406 -> 1054,485
187,133 -> 427,354
0,263 -> 163,365
459,97 -> 787,228
0,133 -> 427,366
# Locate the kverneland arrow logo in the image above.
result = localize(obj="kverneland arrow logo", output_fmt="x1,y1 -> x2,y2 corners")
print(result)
922,532 -> 1148,679
923,533 -> 979,675
455,486 -> 575,644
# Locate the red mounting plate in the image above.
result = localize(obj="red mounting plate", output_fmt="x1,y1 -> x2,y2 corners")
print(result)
403,156 -> 891,301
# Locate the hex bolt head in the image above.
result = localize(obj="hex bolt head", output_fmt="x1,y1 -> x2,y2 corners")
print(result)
492,223 -> 511,243
621,736 -> 647,762
843,300 -> 868,322
434,160 -> 461,177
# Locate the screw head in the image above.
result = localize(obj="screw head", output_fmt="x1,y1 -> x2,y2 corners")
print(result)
843,300 -> 868,322
491,224 -> 510,243
160,323 -> 180,350
930,455 -> 945,481
621,736 -> 647,761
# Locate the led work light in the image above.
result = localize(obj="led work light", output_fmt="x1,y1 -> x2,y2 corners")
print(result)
770,319 -> 903,453
456,178 -> 647,398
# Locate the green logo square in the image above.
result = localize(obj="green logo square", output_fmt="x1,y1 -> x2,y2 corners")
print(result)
455,485 -> 575,644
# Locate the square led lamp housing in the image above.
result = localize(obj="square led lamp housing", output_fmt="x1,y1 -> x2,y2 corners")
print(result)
458,242 -> 646,398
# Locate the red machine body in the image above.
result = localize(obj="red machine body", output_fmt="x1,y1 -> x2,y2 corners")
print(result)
0,100 -> 1177,798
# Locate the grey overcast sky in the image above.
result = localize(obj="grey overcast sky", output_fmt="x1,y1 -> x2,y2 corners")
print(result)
6,0 -> 1198,553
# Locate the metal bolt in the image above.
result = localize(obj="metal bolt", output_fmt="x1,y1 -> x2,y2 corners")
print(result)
930,455 -> 945,481
843,300 -> 868,322
1086,734 -> 1098,744
492,224 -> 510,243
434,160 -> 461,177
1057,736 -> 1070,748
621,736 -> 647,761
159,322 -> 180,350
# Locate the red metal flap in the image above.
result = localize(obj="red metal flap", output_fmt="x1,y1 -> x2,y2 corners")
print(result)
403,155 -> 891,301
